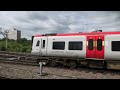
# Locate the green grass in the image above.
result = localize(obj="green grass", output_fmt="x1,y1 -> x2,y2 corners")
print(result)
0,38 -> 32,53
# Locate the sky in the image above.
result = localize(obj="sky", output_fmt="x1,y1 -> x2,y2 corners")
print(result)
0,11 -> 120,40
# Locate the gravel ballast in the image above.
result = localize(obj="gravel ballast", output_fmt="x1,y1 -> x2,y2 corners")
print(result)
0,62 -> 120,79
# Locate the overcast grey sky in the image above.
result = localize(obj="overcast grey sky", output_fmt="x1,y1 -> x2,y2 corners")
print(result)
0,11 -> 120,40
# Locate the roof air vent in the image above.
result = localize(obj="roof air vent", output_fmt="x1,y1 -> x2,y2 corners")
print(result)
92,30 -> 102,32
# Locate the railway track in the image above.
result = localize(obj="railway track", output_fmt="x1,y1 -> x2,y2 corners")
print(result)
0,51 -> 39,66
0,58 -> 38,66
47,65 -> 120,77
0,51 -> 120,79
0,59 -> 120,79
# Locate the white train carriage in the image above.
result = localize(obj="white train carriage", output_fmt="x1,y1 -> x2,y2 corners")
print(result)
104,35 -> 120,60
32,35 -> 86,58
31,31 -> 120,70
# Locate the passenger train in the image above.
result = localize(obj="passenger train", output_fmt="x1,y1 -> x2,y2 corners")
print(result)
31,30 -> 120,70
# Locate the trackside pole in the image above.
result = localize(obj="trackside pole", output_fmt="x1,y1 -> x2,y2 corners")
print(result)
39,62 -> 47,76
39,62 -> 43,76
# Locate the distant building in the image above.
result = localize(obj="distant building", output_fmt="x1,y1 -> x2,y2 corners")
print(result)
7,28 -> 21,40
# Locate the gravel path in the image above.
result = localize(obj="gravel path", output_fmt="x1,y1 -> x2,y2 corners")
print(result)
0,62 -> 120,79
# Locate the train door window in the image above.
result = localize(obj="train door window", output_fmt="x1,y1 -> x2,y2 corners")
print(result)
69,41 -> 83,50
52,42 -> 65,50
36,40 -> 40,46
88,39 -> 93,50
42,40 -> 45,48
112,41 -> 120,51
97,39 -> 102,51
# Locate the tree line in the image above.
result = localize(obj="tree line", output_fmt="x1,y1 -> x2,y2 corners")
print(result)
0,38 -> 32,53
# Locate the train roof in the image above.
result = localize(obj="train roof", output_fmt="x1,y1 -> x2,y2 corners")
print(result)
34,31 -> 120,37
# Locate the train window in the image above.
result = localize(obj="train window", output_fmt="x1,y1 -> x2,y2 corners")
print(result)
42,40 -> 45,48
97,39 -> 102,51
69,41 -> 83,50
88,39 -> 93,50
53,42 -> 65,50
36,40 -> 40,46
112,41 -> 120,51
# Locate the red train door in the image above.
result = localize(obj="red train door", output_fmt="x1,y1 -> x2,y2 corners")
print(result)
86,36 -> 104,59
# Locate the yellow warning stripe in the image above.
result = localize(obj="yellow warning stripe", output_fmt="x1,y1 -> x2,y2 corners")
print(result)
86,41 -> 104,47
86,41 -> 88,46
94,41 -> 96,47
102,41 -> 104,46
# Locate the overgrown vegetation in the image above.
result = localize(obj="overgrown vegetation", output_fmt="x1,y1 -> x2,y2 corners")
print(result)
0,38 -> 32,53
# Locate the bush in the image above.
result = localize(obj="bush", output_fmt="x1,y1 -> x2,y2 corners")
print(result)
22,47 -> 27,52
1,46 -> 6,51
0,38 -> 32,53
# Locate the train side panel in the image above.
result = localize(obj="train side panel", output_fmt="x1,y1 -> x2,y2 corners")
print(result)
46,36 -> 86,59
105,35 -> 120,60
31,37 -> 41,55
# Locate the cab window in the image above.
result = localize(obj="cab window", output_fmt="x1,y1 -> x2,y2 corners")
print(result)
36,40 -> 40,46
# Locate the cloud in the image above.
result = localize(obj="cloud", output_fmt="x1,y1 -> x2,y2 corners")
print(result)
0,11 -> 120,39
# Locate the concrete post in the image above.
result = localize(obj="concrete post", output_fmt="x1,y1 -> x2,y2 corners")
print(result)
39,62 -> 43,76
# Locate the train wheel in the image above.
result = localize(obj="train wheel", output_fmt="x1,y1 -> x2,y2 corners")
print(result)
69,61 -> 76,69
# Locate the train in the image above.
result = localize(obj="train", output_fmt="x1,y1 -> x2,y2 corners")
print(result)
31,30 -> 120,70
